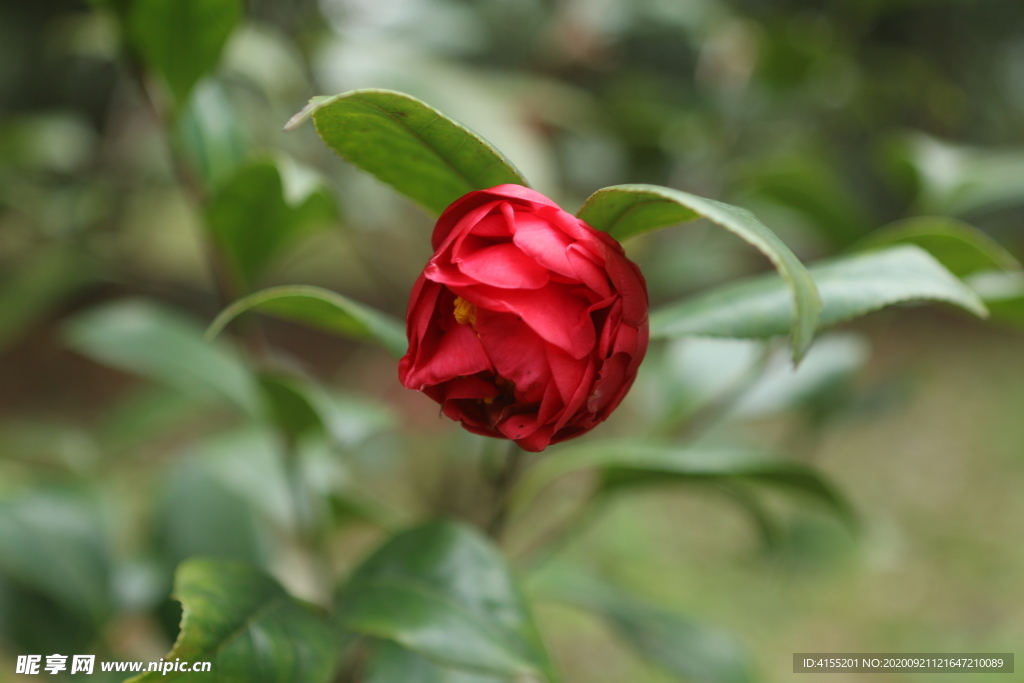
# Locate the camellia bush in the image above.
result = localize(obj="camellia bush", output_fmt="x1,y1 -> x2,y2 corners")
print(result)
96,84 -> 990,682
6,2 -> 1024,682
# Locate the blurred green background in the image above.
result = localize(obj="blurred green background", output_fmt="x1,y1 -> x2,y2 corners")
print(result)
1,0 -> 1023,681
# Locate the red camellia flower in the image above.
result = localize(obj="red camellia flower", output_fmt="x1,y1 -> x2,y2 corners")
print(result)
398,184 -> 649,452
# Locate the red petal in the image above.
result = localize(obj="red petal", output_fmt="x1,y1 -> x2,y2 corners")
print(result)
536,381 -> 564,426
475,309 -> 551,402
543,206 -> 596,243
456,243 -> 550,289
511,211 -> 576,278
588,352 -> 628,414
424,261 -> 478,288
567,244 -> 612,297
496,412 -> 550,448
594,298 -> 621,359
554,359 -> 597,432
606,251 -> 649,326
404,321 -> 492,389
513,423 -> 556,452
544,343 -> 586,405
433,198 -> 503,252
459,283 -> 596,359
432,185 -> 558,249
483,184 -> 561,209
470,212 -> 513,237
405,275 -> 440,342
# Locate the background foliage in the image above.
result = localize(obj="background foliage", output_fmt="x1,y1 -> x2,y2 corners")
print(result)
2,0 -> 1024,681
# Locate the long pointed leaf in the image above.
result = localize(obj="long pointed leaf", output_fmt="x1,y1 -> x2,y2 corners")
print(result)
651,245 -> 986,341
287,89 -> 527,216
66,300 -> 261,416
578,184 -> 821,361
514,441 -> 856,531
206,285 -> 407,358
125,559 -> 335,682
856,216 -> 1021,277
336,521 -> 560,682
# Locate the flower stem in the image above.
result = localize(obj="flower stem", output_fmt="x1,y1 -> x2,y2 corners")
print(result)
484,441 -> 528,541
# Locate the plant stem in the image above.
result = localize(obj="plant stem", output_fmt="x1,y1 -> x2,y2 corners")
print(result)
484,441 -> 528,541
126,61 -> 238,311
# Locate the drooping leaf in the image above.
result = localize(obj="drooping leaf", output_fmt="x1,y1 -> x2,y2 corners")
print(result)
125,559 -> 336,683
967,270 -> 1024,327
65,299 -> 260,416
578,184 -> 821,361
365,640 -> 511,683
286,89 -> 527,216
205,159 -> 336,288
856,216 -> 1021,277
128,0 -> 243,106
650,245 -> 986,341
0,492 -> 112,625
535,573 -> 753,683
514,442 -> 856,531
206,285 -> 407,358
336,521 -> 559,681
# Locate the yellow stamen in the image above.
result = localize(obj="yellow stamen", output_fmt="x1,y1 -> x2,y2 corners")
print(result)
453,296 -> 477,326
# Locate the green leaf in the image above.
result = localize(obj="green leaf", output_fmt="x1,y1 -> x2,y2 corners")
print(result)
206,285 -> 407,358
336,521 -> 559,681
855,216 -> 1021,277
578,184 -> 821,361
287,89 -> 527,216
966,270 -> 1024,328
97,388 -> 218,456
125,559 -> 336,683
206,159 -> 336,289
365,640 -> 511,683
539,575 -> 753,683
0,492 -> 112,625
128,0 -> 243,106
175,79 -> 246,191
900,133 -> 1024,216
651,245 -> 987,341
65,299 -> 261,416
515,441 -> 856,531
